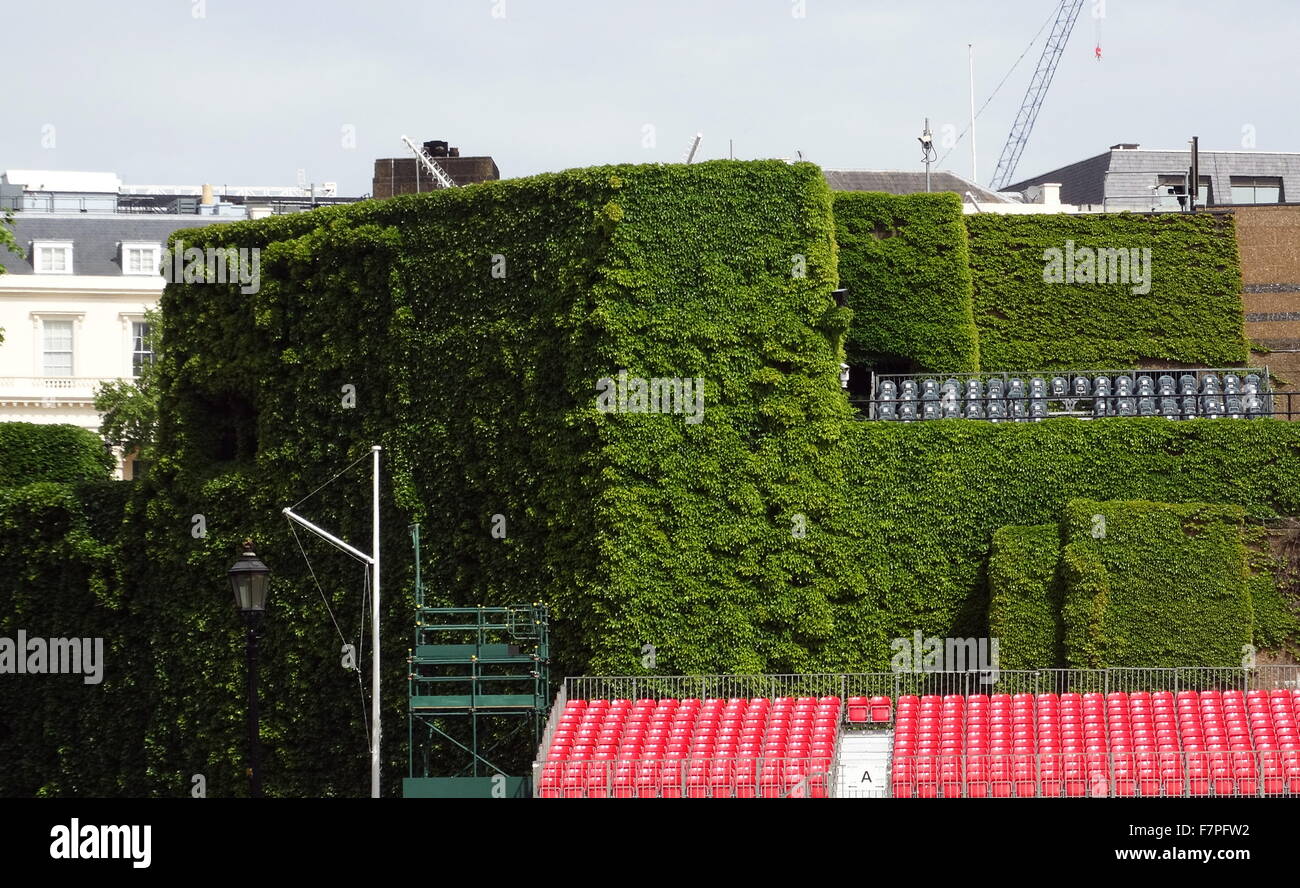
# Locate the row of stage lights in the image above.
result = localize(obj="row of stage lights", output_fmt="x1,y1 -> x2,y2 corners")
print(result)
872,372 -> 1271,422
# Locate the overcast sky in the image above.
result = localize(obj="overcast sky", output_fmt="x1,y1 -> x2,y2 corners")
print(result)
5,0 -> 1298,195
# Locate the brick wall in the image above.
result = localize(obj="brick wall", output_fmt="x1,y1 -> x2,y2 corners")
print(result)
372,156 -> 501,198
1234,206 -> 1300,395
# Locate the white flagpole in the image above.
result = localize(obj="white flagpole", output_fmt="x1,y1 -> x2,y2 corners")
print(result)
969,43 -> 978,185
280,442 -> 382,798
370,444 -> 381,799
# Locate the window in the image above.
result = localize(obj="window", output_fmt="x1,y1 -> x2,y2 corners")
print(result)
122,242 -> 161,275
43,320 -> 74,376
33,241 -> 73,274
131,321 -> 154,377
1231,176 -> 1283,204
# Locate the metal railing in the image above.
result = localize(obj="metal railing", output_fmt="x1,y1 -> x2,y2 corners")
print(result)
869,367 -> 1272,392
564,673 -> 851,702
564,667 -> 1300,702
530,684 -> 568,797
827,697 -> 845,800
16,194 -> 120,214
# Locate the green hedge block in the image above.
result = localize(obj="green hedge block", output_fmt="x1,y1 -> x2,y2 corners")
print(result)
965,213 -> 1248,369
839,418 -> 1300,668
988,524 -> 1062,670
0,423 -> 113,486
128,160 -> 857,793
1060,540 -> 1112,669
0,481 -> 145,797
832,191 -> 979,372
0,162 -> 1292,796
1060,499 -> 1253,667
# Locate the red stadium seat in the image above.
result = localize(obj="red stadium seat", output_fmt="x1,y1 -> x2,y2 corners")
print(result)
847,696 -> 869,723
870,696 -> 893,722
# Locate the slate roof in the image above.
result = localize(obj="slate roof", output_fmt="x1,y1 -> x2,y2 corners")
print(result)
822,169 -> 1014,203
0,215 -> 227,275
1004,151 -> 1112,205
1007,147 -> 1300,207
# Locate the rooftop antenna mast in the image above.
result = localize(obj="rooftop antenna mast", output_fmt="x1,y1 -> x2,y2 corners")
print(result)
400,135 -> 458,189
919,118 -> 937,193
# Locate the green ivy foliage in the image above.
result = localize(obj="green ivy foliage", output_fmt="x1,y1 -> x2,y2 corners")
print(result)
1243,524 -> 1300,650
987,524 -> 1062,670
1059,499 -> 1253,667
989,506 -> 1289,671
69,160 -> 856,795
835,419 -> 1300,670
965,213 -> 1248,369
1,162 -> 1293,796
0,481 -> 144,796
832,202 -> 1246,374
0,423 -> 113,486
832,192 -> 979,372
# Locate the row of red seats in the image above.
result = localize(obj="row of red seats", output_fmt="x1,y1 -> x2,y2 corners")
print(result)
891,690 -> 1300,797
847,697 -> 893,723
539,696 -> 842,798
538,758 -> 835,798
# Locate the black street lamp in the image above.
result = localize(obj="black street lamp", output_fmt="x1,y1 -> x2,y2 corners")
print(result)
228,540 -> 271,797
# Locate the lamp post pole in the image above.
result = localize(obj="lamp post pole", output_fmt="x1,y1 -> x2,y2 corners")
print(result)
245,613 -> 263,798
228,540 -> 272,799
370,444 -> 381,799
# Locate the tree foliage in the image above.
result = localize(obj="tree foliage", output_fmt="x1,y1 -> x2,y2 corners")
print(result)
93,309 -> 161,458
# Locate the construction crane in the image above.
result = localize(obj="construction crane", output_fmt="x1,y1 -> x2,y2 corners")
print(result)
988,0 -> 1086,192
400,135 -> 458,189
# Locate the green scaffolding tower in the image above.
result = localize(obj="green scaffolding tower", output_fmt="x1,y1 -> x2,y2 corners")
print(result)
403,525 -> 550,798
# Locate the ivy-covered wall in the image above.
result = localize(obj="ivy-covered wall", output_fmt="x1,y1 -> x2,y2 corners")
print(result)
833,419 -> 1300,670
988,503 -> 1289,672
0,167 -> 1292,797
1060,499 -> 1253,667
965,213 -> 1248,369
832,192 -> 979,372
832,201 -> 1248,374
0,481 -> 142,796
0,425 -> 122,795
987,524 -> 1062,670
115,159 -> 852,795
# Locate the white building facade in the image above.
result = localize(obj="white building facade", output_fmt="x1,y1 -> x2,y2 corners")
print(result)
0,170 -> 356,476
0,272 -> 163,430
